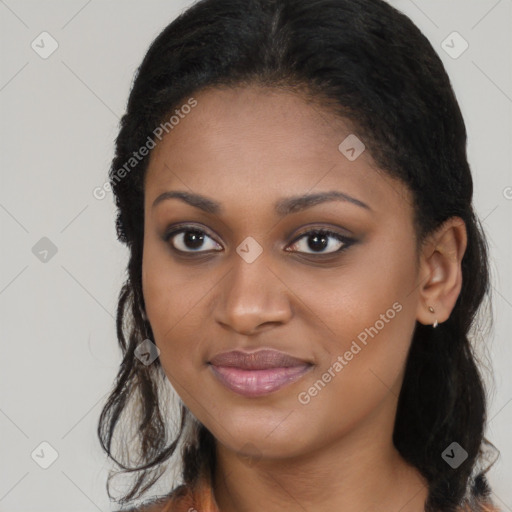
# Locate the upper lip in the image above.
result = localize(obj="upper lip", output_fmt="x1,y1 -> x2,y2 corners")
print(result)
209,349 -> 311,370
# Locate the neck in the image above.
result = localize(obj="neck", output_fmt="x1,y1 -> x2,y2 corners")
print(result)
211,393 -> 428,512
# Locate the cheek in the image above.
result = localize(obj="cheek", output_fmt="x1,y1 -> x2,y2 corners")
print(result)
142,241 -> 186,355
142,235 -> 194,329
287,233 -> 418,396
282,236 -> 417,345
141,242 -> 218,378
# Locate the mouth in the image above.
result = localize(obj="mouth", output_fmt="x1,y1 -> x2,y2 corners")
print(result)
208,349 -> 313,397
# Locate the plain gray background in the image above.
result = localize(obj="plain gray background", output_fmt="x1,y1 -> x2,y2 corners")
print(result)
1,0 -> 511,510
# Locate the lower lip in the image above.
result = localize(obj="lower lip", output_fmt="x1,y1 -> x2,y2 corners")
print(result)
208,364 -> 312,397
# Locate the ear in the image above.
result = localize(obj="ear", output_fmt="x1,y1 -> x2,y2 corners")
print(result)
416,217 -> 467,326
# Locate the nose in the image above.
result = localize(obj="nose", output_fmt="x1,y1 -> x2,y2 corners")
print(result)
214,254 -> 293,336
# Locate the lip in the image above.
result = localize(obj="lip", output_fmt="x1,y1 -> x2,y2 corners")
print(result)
208,349 -> 313,397
209,349 -> 311,369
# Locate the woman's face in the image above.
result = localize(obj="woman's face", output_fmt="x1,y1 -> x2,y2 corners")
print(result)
142,86 -> 423,460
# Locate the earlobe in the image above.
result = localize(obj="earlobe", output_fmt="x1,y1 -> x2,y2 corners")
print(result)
415,217 -> 467,327
428,306 -> 438,328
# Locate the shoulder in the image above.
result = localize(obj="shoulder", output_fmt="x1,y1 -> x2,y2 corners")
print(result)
113,496 -> 170,512
458,500 -> 502,512
113,484 -> 193,512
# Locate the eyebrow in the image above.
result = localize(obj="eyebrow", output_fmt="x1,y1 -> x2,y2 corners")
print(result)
152,190 -> 371,215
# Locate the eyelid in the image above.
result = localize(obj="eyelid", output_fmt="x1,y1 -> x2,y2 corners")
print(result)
288,224 -> 352,242
164,222 -> 217,240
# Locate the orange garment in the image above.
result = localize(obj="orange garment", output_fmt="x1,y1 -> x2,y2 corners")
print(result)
131,468 -> 501,512
159,467 -> 219,512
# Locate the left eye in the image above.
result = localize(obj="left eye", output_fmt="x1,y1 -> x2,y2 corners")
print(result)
286,229 -> 350,255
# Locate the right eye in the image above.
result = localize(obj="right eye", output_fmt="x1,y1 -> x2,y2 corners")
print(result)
165,226 -> 222,254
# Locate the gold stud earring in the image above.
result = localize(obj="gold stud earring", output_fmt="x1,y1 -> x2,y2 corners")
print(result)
428,306 -> 438,328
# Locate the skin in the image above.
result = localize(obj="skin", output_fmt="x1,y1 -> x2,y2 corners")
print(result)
141,86 -> 467,512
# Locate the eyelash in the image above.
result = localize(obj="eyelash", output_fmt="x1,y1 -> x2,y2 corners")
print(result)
163,224 -> 355,258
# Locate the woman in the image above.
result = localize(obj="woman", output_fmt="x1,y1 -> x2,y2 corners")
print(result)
98,0 -> 500,510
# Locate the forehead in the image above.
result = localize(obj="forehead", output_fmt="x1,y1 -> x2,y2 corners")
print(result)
144,86 -> 412,218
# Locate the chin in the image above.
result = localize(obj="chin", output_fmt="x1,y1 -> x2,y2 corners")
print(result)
212,419 -> 312,461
